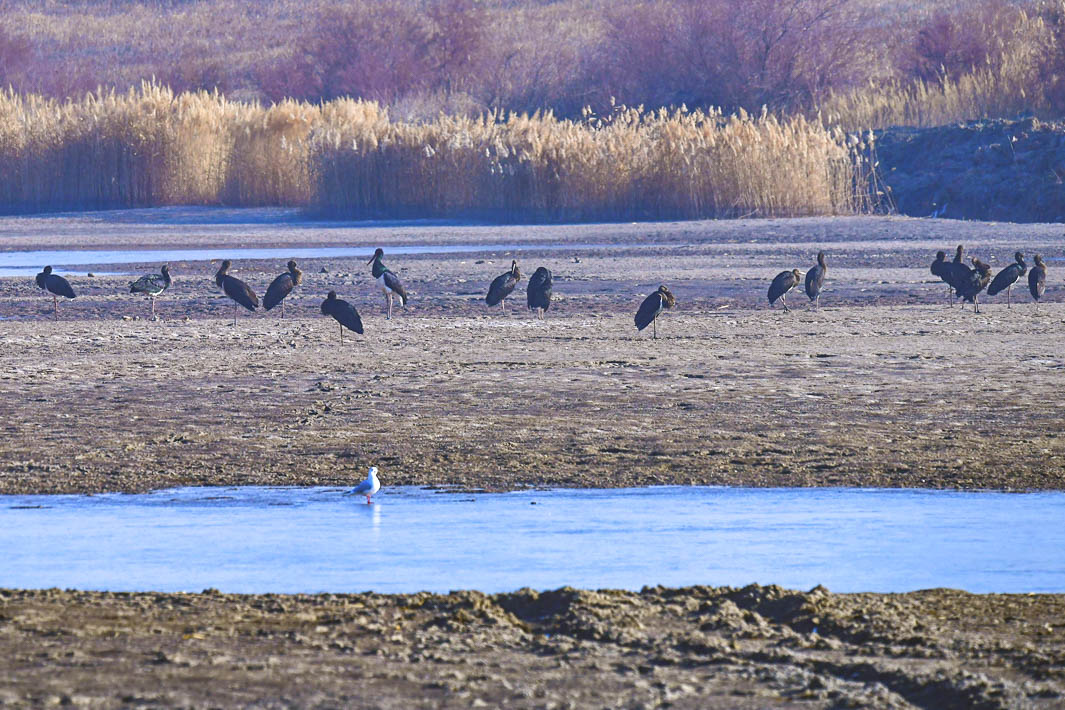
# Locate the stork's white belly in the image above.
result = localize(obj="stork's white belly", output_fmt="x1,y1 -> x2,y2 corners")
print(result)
377,274 -> 392,293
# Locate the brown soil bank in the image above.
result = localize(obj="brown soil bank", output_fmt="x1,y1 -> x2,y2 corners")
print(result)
878,117 -> 1065,222
1,214 -> 1064,494
1,584 -> 1062,708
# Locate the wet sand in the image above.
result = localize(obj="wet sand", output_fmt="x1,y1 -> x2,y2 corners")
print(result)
2,211 -> 1064,708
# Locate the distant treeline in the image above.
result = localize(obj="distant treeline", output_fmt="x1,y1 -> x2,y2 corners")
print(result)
0,84 -> 879,220
1,0 -> 1064,127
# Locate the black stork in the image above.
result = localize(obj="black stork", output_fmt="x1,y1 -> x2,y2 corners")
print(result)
263,260 -> 303,318
768,269 -> 803,312
367,248 -> 408,320
321,291 -> 364,343
486,260 -> 522,313
987,252 -> 1027,307
129,264 -> 172,318
931,250 -> 954,304
945,244 -> 970,304
1029,255 -> 1047,303
804,252 -> 827,308
956,258 -> 992,313
635,285 -> 676,339
527,267 -> 553,320
215,260 -> 259,324
35,266 -> 76,320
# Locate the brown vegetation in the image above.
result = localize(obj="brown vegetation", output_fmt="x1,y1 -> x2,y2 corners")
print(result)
1,0 -> 1064,127
0,84 -> 877,219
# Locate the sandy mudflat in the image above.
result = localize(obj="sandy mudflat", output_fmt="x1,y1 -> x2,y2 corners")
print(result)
2,211 -> 1064,708
1,212 -> 1063,494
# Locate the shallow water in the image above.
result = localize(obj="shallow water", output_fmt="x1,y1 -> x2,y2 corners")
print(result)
0,242 -> 647,277
3,486 -> 1064,595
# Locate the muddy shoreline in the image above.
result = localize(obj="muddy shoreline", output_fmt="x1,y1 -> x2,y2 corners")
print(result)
1,584 -> 1063,708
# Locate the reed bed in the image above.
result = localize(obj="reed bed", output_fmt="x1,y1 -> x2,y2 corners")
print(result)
0,83 -> 877,220
819,57 -> 1049,131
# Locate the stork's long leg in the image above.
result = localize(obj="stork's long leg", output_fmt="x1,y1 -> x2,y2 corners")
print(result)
340,323 -> 344,344
782,293 -> 789,313
1007,285 -> 1011,308
281,299 -> 285,319
53,294 -> 58,321
501,299 -> 506,314
653,317 -> 657,340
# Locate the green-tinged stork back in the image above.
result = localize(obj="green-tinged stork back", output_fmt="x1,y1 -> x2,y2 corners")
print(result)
804,252 -> 827,308
768,269 -> 803,312
1029,255 -> 1047,303
527,266 -> 553,320
367,248 -> 408,319
215,260 -> 258,324
263,260 -> 302,318
129,264 -> 172,318
321,291 -> 364,343
486,260 -> 522,313
987,252 -> 1026,307
635,285 -> 676,339
35,266 -> 75,320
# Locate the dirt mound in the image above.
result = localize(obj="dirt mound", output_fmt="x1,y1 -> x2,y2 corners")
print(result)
877,117 -> 1065,222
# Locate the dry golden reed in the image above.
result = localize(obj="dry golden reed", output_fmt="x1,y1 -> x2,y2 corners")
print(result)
0,82 -> 876,220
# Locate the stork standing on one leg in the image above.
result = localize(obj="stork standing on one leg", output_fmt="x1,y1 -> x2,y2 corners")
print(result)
215,260 -> 258,325
635,285 -> 676,339
320,291 -> 364,344
526,267 -> 553,320
35,266 -> 76,321
263,260 -> 302,318
129,264 -> 172,318
486,260 -> 522,314
987,252 -> 1027,308
367,248 -> 408,320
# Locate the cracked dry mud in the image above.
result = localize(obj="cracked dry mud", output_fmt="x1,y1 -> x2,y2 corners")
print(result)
1,212 -> 1064,707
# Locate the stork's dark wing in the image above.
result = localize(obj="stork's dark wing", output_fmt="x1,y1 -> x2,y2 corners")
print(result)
46,274 -> 76,299
946,262 -> 972,290
768,271 -> 794,305
263,273 -> 294,311
323,298 -> 364,334
1029,267 -> 1046,301
486,272 -> 516,306
634,292 -> 663,331
383,271 -> 408,305
804,266 -> 824,300
130,272 -> 168,295
223,276 -> 259,311
987,265 -> 1020,296
527,269 -> 553,310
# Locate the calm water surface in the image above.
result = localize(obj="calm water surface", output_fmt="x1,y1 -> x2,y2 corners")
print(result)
3,486 -> 1063,594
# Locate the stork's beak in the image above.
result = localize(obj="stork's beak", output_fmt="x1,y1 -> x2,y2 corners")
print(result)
366,255 -> 375,264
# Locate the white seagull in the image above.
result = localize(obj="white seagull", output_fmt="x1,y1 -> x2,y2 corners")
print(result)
346,466 -> 381,505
